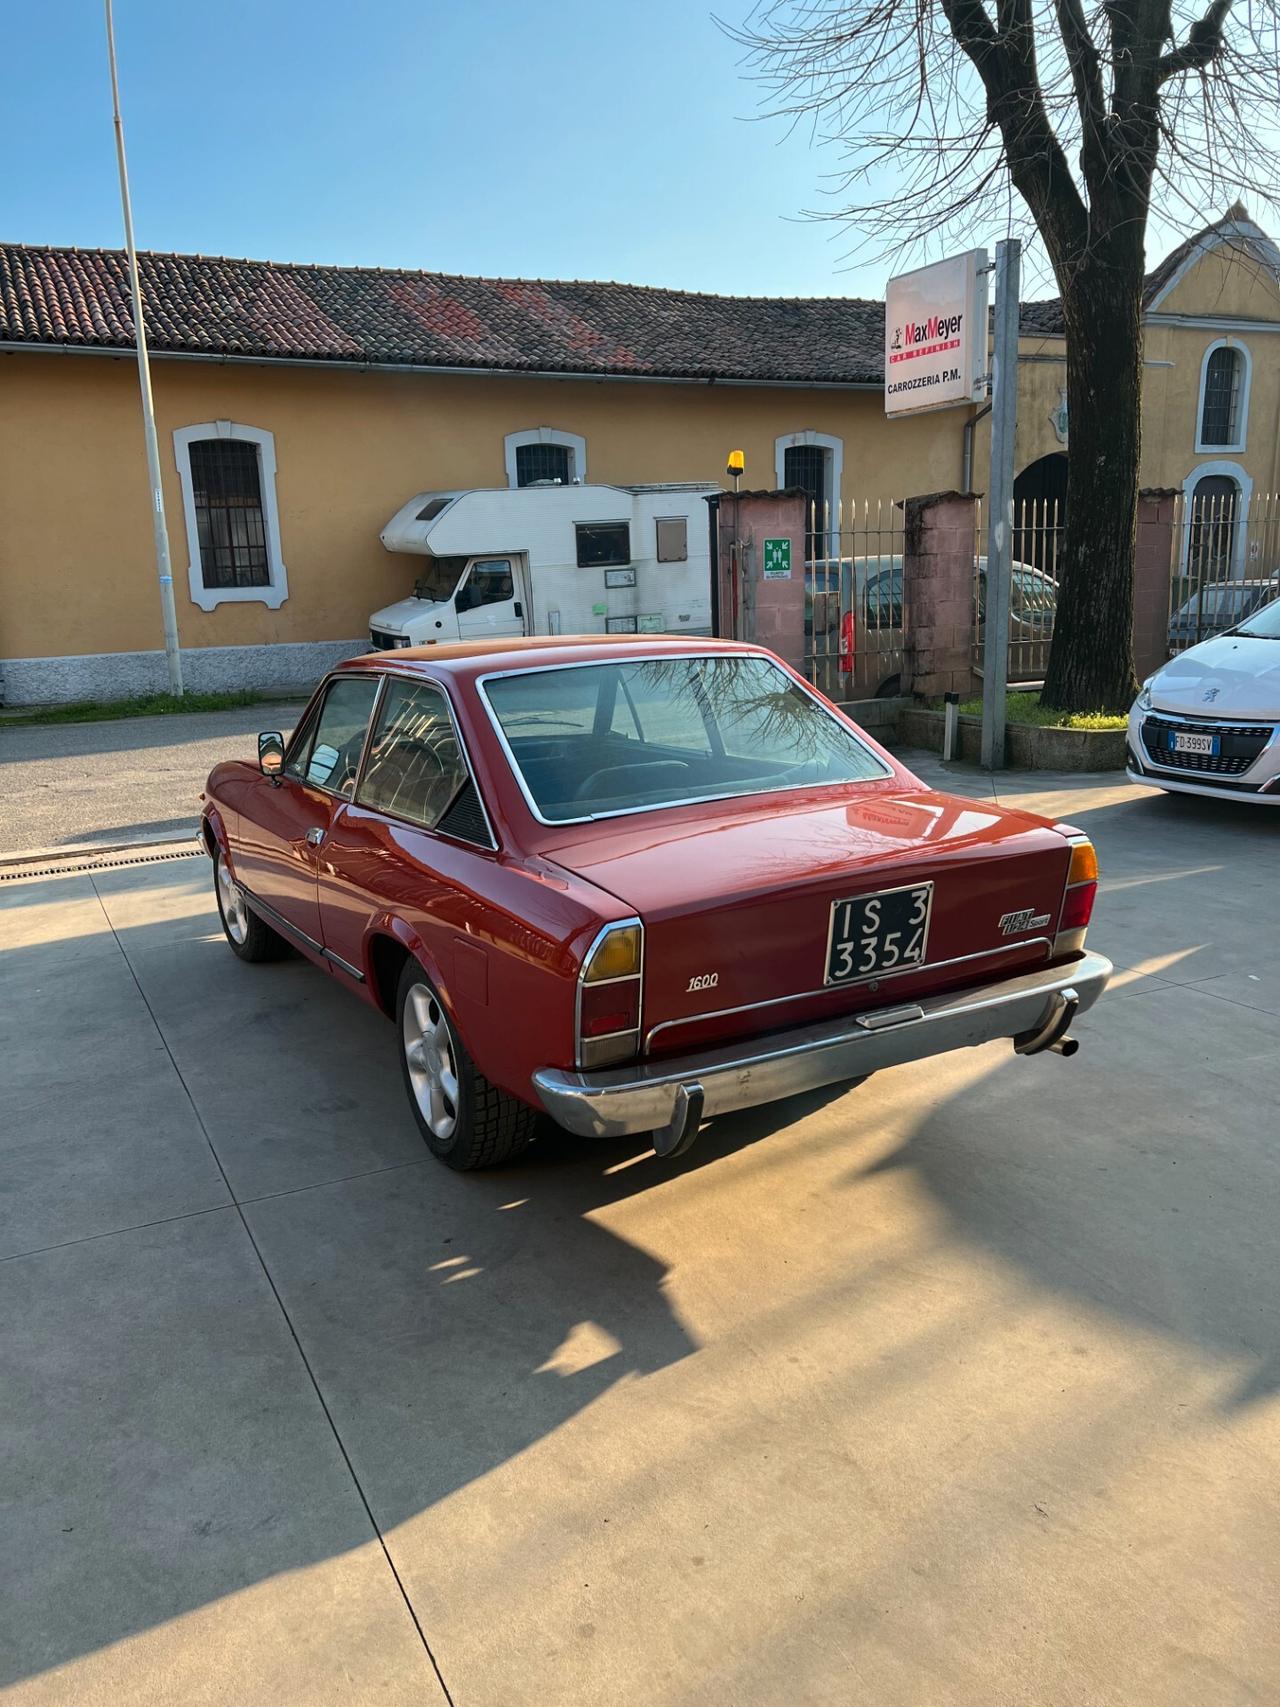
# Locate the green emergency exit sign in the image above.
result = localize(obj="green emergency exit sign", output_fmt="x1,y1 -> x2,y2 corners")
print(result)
763,538 -> 792,580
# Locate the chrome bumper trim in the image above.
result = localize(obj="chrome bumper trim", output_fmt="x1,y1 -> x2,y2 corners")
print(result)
533,951 -> 1112,1139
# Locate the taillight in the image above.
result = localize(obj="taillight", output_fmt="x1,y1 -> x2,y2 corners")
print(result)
1060,881 -> 1096,932
577,920 -> 643,1070
838,609 -> 856,674
1055,836 -> 1097,955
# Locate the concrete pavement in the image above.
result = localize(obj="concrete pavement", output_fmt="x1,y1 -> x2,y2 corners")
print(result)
0,702 -> 306,856
1,764 -> 1277,1703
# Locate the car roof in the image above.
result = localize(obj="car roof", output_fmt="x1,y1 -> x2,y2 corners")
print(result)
340,633 -> 761,681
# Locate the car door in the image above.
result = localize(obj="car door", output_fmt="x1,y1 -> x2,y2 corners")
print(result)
233,674 -> 381,954
455,558 -> 527,639
315,674 -> 486,980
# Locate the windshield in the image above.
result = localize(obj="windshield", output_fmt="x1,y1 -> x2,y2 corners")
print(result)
1235,593 -> 1280,639
482,655 -> 890,823
412,555 -> 467,603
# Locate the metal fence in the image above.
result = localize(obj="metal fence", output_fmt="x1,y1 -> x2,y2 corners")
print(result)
1167,488 -> 1280,654
803,500 -> 906,700
974,497 -> 1061,687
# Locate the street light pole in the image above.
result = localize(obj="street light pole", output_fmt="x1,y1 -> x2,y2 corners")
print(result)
105,0 -> 183,695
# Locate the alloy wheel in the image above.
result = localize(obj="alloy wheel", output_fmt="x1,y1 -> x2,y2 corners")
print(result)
216,851 -> 249,945
402,983 -> 460,1141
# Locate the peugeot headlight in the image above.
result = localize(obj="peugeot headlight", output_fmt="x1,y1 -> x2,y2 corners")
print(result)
1135,678 -> 1154,713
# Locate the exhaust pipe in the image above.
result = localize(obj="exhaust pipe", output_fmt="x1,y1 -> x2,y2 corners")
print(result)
1014,988 -> 1080,1057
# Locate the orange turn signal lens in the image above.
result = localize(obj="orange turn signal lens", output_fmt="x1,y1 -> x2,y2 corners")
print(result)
1068,841 -> 1098,886
584,924 -> 642,983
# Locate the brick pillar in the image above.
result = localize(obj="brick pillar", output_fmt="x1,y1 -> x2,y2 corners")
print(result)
1134,489 -> 1178,683
716,490 -> 806,670
901,490 -> 980,700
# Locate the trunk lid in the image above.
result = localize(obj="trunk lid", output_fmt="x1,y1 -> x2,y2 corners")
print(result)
543,789 -> 1072,1057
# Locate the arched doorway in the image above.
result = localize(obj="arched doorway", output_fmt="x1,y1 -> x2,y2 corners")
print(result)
1013,453 -> 1068,575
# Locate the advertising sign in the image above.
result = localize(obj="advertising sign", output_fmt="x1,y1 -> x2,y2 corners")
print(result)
885,249 -> 988,417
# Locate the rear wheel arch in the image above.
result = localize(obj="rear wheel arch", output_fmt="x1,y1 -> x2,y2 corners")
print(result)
368,932 -> 413,1020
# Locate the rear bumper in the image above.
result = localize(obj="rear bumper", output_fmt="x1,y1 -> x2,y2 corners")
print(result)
533,950 -> 1112,1141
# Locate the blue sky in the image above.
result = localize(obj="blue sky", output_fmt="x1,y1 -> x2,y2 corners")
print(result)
3,0 -> 888,296
0,1 -> 1245,299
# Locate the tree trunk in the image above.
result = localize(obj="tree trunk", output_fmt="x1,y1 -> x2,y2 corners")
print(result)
1040,262 -> 1144,712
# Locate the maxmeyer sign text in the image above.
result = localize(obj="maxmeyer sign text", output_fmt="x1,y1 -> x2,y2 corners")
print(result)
885,250 -> 988,417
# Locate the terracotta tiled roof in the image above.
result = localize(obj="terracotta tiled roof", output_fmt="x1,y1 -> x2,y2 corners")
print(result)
0,245 -> 893,384
0,242 -> 1077,383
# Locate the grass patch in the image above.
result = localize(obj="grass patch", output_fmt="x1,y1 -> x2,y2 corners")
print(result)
2,689 -> 270,727
955,691 -> 1127,731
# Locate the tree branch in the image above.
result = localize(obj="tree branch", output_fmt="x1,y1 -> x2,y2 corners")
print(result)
1051,0 -> 1110,185
939,0 -> 1091,261
1158,0 -> 1234,81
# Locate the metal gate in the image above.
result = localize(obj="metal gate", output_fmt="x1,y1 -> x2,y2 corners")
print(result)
974,497 -> 1060,687
804,500 -> 906,700
1168,488 -> 1280,653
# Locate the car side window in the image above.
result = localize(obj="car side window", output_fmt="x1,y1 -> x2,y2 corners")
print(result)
358,678 -> 469,828
457,561 -> 514,612
283,676 -> 379,797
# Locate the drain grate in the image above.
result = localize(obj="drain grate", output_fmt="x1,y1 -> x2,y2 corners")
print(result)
0,846 -> 203,882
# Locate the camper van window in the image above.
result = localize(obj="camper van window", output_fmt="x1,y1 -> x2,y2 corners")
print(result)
655,517 -> 688,562
415,498 -> 451,522
457,561 -> 515,611
412,556 -> 467,603
576,521 -> 631,568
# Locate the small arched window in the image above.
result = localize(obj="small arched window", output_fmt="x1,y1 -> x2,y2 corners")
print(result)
1188,473 -> 1239,581
173,421 -> 287,611
504,427 -> 587,489
1197,343 -> 1248,450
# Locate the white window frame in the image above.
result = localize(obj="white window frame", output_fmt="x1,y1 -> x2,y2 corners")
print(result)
1194,339 -> 1251,454
1181,460 -> 1253,580
504,426 -> 587,489
775,430 -> 843,558
173,421 -> 288,612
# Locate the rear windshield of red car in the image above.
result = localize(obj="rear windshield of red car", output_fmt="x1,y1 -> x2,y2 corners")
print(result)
479,654 -> 890,823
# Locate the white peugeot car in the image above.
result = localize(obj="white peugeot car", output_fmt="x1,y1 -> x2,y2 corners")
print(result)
1127,593 -> 1280,803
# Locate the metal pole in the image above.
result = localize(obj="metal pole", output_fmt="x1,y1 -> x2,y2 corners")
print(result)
105,0 -> 183,695
980,238 -> 1020,768
943,690 -> 959,762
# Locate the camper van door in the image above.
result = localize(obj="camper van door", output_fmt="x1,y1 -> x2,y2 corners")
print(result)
456,557 -> 529,640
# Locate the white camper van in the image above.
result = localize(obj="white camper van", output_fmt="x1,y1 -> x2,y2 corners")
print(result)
367,483 -> 719,650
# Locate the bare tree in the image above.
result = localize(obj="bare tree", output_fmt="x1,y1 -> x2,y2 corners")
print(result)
726,0 -> 1280,709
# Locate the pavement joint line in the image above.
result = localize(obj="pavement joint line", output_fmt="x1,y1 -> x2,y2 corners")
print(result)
0,1158 -> 433,1267
87,870 -> 456,1707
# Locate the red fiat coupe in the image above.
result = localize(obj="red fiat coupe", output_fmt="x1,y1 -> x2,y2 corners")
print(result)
200,637 -> 1110,1169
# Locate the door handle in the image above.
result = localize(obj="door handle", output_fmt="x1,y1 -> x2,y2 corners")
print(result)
513,600 -> 523,618
306,826 -> 325,847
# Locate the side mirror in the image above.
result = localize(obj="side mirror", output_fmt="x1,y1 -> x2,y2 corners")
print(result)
258,732 -> 285,777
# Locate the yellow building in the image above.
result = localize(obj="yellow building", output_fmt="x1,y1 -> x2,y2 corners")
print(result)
1,207 -> 1276,702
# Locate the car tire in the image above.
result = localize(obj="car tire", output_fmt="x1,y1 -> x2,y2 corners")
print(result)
874,674 -> 902,699
213,846 -> 290,962
396,961 -> 537,1170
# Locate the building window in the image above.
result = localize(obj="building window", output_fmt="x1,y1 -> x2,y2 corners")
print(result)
1196,340 -> 1250,452
504,427 -> 587,489
655,517 -> 688,562
1188,474 -> 1240,581
576,521 -> 630,567
174,421 -> 287,611
775,431 -> 843,561
515,443 -> 571,486
189,440 -> 269,590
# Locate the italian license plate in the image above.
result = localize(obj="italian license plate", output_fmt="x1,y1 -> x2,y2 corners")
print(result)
1170,730 -> 1219,756
826,882 -> 933,985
